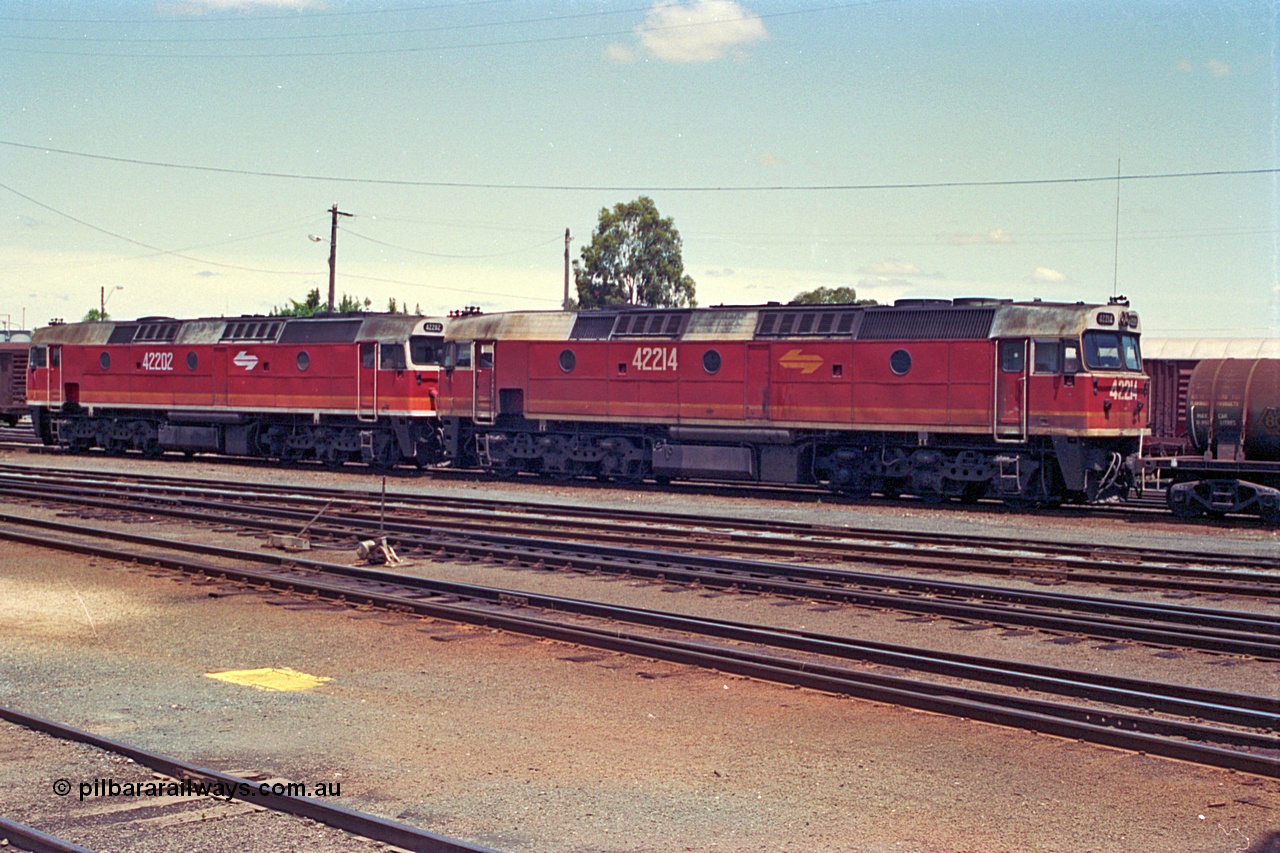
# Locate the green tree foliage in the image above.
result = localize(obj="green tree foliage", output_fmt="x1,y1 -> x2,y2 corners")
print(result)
789,286 -> 876,306
271,288 -> 373,317
573,197 -> 696,309
82,308 -> 109,322
386,297 -> 420,314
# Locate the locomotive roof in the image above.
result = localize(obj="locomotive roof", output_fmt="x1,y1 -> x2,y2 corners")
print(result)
1141,337 -> 1280,360
443,299 -> 1131,343
31,313 -> 445,346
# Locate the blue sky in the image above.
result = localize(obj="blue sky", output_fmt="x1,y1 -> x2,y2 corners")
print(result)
1,0 -> 1276,337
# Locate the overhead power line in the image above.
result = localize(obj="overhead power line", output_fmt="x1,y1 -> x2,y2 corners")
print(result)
0,180 -> 315,276
3,139 -> 1276,193
0,2 -> 871,59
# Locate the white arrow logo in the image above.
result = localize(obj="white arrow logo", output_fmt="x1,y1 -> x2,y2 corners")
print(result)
233,351 -> 259,370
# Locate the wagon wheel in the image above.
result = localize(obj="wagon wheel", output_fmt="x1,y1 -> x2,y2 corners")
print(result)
1166,486 -> 1203,520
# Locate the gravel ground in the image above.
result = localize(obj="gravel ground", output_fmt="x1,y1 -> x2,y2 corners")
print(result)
0,449 -> 1278,852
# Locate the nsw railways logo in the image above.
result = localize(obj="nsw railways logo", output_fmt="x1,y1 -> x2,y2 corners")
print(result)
779,349 -> 823,375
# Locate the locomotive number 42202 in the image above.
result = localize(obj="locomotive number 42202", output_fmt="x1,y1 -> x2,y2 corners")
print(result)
632,346 -> 678,372
141,351 -> 174,371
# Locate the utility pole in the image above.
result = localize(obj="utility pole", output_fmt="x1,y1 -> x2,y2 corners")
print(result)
563,228 -> 571,310
327,204 -> 354,313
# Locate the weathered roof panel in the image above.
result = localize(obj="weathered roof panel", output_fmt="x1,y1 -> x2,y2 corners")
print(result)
989,304 -> 1095,337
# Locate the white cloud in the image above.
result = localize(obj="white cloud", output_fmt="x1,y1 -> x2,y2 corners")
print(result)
947,228 -> 1013,246
605,43 -> 637,64
1027,266 -> 1068,285
859,260 -> 922,276
635,1 -> 768,63
1176,58 -> 1232,78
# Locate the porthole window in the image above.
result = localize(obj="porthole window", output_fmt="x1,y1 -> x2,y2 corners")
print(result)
702,349 -> 722,374
889,349 -> 912,376
558,349 -> 577,373
186,351 -> 198,371
99,351 -> 111,370
296,350 -> 310,371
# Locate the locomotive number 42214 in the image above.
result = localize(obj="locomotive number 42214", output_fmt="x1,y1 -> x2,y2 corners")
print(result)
632,346 -> 678,372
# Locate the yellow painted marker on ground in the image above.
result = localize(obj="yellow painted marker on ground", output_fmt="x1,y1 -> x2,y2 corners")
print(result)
205,667 -> 330,692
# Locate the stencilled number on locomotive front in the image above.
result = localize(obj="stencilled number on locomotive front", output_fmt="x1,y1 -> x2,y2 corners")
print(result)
632,346 -> 678,372
141,351 -> 174,371
1110,378 -> 1140,400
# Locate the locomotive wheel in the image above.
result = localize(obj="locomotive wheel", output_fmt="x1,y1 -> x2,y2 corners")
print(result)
1260,503 -> 1280,527
371,435 -> 401,470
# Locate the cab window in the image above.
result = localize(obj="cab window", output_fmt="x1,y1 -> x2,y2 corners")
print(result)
30,345 -> 46,368
999,340 -> 1025,373
1083,331 -> 1141,371
410,336 -> 442,366
379,343 -> 407,370
1032,340 -> 1061,374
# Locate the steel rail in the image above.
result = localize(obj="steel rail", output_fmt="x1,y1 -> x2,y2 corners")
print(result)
2,475 -> 1276,633
0,706 -> 501,853
0,515 -> 1275,778
0,818 -> 97,853
1,464 -> 1273,571
13,476 -> 1279,599
0,484 -> 1276,659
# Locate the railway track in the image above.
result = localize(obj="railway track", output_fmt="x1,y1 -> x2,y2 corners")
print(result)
0,705 -> 499,853
0,464 -> 1275,598
4,442 -> 1262,529
0,511 -> 1273,779
0,467 -> 1275,662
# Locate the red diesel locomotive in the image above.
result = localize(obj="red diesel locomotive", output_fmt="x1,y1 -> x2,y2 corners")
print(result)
435,297 -> 1147,504
26,313 -> 447,467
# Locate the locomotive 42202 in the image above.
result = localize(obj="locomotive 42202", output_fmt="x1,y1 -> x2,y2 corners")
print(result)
26,297 -> 1149,508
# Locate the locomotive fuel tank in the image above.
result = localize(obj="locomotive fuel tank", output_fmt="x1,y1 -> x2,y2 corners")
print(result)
1186,359 -> 1280,461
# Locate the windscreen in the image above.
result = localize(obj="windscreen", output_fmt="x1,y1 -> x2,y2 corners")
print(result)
1082,331 -> 1142,371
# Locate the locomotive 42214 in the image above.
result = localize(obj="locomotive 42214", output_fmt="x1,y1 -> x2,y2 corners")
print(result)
26,296 -> 1148,508
434,296 -> 1146,505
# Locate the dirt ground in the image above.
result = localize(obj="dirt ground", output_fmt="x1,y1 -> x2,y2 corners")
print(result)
0,452 -> 1277,852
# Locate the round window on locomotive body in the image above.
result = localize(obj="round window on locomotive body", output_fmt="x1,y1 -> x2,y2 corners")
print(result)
296,351 -> 310,371
559,349 -> 577,373
186,352 -> 198,371
99,352 -> 111,371
889,348 -> 912,376
702,349 -> 722,374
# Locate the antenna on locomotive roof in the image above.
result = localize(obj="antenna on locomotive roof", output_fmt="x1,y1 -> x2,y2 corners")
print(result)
1111,158 -> 1121,298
